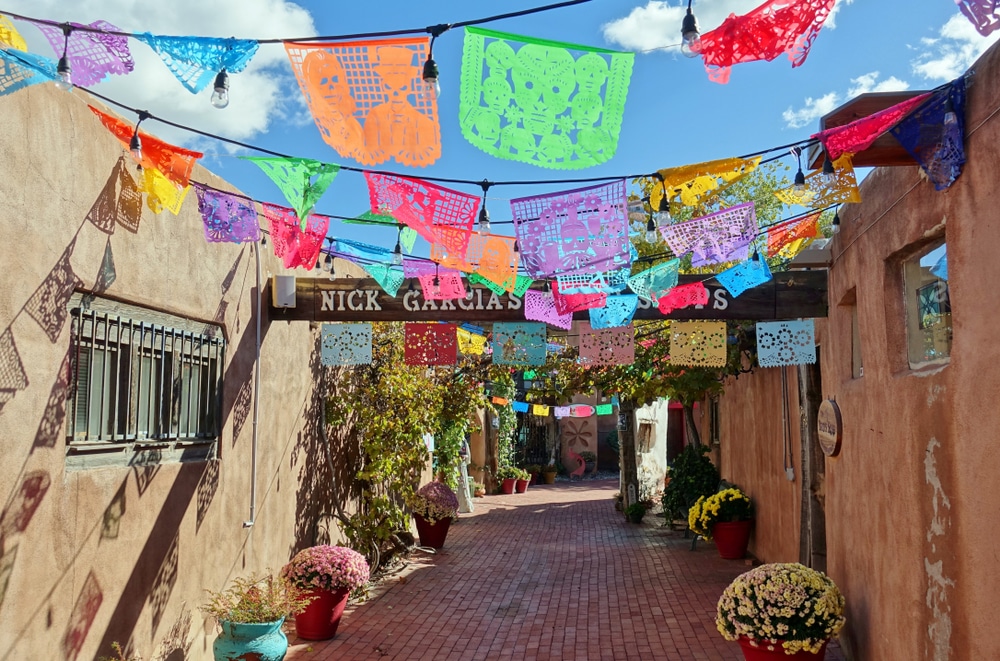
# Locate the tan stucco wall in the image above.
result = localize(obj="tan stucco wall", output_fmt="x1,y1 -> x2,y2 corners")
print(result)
715,42 -> 1000,661
0,84 -> 365,660
716,366 -> 804,563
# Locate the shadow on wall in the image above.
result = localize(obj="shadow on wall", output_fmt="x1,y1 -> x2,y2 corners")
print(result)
289,335 -> 363,555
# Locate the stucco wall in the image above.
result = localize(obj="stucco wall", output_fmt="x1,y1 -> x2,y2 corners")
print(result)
714,41 -> 1000,661
0,84 -> 363,660
634,399 -> 668,502
716,365 -> 804,564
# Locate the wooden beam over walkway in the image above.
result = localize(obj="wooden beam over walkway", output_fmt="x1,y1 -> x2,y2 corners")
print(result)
268,271 -> 827,323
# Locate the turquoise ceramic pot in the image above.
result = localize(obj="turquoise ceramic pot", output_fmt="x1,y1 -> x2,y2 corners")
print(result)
213,619 -> 287,661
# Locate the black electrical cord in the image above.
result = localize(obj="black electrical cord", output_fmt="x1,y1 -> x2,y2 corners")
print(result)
0,0 -> 593,43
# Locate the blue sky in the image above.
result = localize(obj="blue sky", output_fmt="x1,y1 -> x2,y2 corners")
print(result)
4,0 -> 994,252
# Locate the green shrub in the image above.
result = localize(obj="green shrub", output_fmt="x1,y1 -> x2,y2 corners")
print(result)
661,444 -> 721,522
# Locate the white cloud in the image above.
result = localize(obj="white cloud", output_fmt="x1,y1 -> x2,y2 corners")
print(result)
782,92 -> 839,129
4,0 -> 317,148
823,0 -> 854,30
846,71 -> 910,97
602,0 -> 761,53
912,13 -> 1000,81
603,0 -> 851,53
782,72 -> 910,129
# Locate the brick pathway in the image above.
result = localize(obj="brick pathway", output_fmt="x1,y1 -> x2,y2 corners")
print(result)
285,479 -> 846,661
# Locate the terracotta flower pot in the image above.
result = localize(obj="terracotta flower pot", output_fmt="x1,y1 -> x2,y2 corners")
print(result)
542,471 -> 557,484
738,637 -> 828,660
515,478 -> 529,493
713,519 -> 754,559
413,513 -> 452,549
501,478 -> 517,494
294,587 -> 350,641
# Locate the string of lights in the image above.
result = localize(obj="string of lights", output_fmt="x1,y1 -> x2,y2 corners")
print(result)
0,0 -> 594,44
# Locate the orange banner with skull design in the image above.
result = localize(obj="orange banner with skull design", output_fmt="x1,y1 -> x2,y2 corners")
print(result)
285,38 -> 441,168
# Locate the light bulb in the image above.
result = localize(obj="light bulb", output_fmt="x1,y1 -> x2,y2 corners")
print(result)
431,275 -> 441,297
655,198 -> 671,227
129,133 -> 143,162
478,207 -> 491,236
793,169 -> 806,193
328,266 -> 337,281
645,217 -> 659,243
821,156 -> 837,185
55,56 -> 73,91
680,9 -> 701,58
831,211 -> 841,234
210,70 -> 230,109
392,242 -> 403,266
513,239 -> 519,253
422,59 -> 440,101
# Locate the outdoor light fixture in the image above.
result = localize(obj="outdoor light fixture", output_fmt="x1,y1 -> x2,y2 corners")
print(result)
821,153 -> 837,185
791,146 -> 806,195
55,25 -> 73,91
653,173 -> 671,227
210,69 -> 230,109
327,255 -> 337,281
478,179 -> 492,236
392,228 -> 404,266
645,214 -> 659,243
129,111 -> 151,163
129,132 -> 143,162
422,25 -> 448,101
513,238 -> 519,253
831,208 -> 841,234
680,0 -> 701,58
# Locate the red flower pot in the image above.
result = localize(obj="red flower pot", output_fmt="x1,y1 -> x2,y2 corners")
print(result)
738,637 -> 828,660
294,587 -> 350,641
528,472 -> 539,486
515,478 -> 529,493
414,513 -> 452,549
713,520 -> 754,559
501,478 -> 517,494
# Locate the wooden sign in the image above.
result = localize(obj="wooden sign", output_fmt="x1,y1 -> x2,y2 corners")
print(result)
817,399 -> 843,457
268,271 -> 827,323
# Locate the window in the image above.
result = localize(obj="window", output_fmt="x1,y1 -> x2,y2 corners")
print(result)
903,242 -> 951,367
67,295 -> 225,465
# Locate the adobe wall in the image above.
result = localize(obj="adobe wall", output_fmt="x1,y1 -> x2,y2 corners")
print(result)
0,83 -> 365,660
715,40 -> 1000,661
716,365 -> 803,563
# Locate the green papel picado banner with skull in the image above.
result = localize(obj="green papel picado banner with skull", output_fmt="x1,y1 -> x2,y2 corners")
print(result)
458,26 -> 634,170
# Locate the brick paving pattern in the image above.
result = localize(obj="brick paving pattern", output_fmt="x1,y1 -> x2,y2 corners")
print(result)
286,479 -> 846,660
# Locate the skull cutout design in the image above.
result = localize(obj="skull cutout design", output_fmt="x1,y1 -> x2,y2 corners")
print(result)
511,44 -> 575,137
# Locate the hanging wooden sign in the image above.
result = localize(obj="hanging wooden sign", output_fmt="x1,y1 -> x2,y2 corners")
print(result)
817,399 -> 843,457
268,271 -> 827,323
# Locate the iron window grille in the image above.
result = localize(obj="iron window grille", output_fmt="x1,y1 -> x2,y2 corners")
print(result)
67,302 -> 224,452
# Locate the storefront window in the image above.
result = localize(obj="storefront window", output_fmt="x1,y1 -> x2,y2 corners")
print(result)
904,242 -> 951,367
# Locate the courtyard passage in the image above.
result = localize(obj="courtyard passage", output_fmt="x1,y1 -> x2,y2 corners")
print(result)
286,479 -> 846,660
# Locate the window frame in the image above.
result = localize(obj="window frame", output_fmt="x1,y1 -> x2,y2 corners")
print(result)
66,295 -> 225,467
902,241 -> 951,370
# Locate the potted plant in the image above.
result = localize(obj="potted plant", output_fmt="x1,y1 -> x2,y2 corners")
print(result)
661,444 -> 721,524
201,572 -> 311,661
624,501 -> 647,523
280,545 -> 370,641
717,563 -> 846,660
514,467 -> 531,493
580,451 -> 597,474
688,487 -> 754,559
408,481 -> 459,548
472,481 -> 486,497
541,463 -> 558,485
496,466 -> 520,494
523,464 -> 542,485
